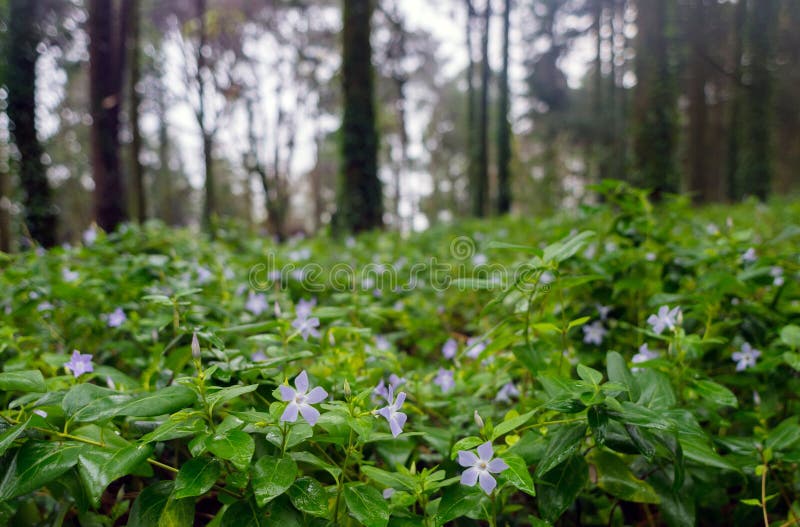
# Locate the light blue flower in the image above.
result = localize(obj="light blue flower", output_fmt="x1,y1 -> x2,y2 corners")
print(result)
279,370 -> 327,426
457,441 -> 509,495
647,305 -> 681,335
377,386 -> 407,438
582,321 -> 606,345
434,368 -> 455,393
107,307 -> 127,328
65,350 -> 93,378
442,338 -> 457,359
732,342 -> 761,371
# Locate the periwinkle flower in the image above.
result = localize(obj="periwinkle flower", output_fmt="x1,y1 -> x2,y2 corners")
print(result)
191,332 -> 201,359
442,338 -> 458,359
375,335 -> 391,351
495,382 -> 519,403
196,266 -> 212,284
65,350 -> 93,378
33,409 -> 48,418
82,226 -> 97,246
434,368 -> 455,393
251,351 -> 267,362
457,441 -> 509,495
582,321 -> 606,346
295,298 -> 316,318
596,304 -> 612,321
632,343 -> 659,365
732,342 -> 761,371
645,252 -> 657,262
374,374 -> 406,401
742,248 -> 757,263
771,266 -> 784,286
62,268 -> 79,282
472,253 -> 488,266
246,292 -> 269,315
377,386 -> 407,438
647,305 -> 681,335
37,301 -> 54,312
292,314 -> 320,341
465,337 -> 488,359
107,307 -> 127,328
382,488 -> 395,499
279,370 -> 328,426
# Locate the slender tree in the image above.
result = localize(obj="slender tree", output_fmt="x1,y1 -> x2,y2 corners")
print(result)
736,0 -> 777,200
89,0 -> 128,231
726,0 -> 746,200
687,0 -> 709,203
465,0 -> 477,217
472,0 -> 490,217
6,0 -> 57,247
632,0 -> 678,198
496,0 -> 512,214
195,0 -> 216,232
125,0 -> 145,223
335,0 -> 382,233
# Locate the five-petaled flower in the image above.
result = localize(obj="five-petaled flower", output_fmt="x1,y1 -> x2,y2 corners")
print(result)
442,338 -> 457,359
582,321 -> 607,345
771,266 -> 784,286
374,374 -> 406,401
732,342 -> 761,371
434,368 -> 455,393
377,386 -> 407,438
107,307 -> 127,328
495,382 -> 519,403
458,441 -> 509,495
279,370 -> 328,426
295,298 -> 316,318
647,305 -> 681,335
742,248 -> 757,263
465,337 -> 487,359
596,304 -> 612,321
65,350 -> 93,378
246,292 -> 269,315
292,314 -> 321,341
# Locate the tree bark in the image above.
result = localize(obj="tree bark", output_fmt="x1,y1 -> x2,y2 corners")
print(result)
472,0 -> 490,217
687,0 -> 709,203
125,0 -> 146,223
726,0 -> 746,201
465,0 -> 476,217
496,0 -> 512,214
196,0 -> 216,233
89,0 -> 128,232
7,0 -> 57,247
335,0 -> 382,233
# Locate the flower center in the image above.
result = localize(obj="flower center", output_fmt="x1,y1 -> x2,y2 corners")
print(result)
295,394 -> 306,404
478,461 -> 488,470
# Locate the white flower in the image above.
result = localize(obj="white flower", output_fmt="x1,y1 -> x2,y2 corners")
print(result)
732,342 -> 761,371
771,266 -> 784,286
647,305 -> 681,335
582,321 -> 606,346
279,371 -> 328,426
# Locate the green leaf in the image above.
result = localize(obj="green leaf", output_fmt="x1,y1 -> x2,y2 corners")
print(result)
207,429 -> 254,471
289,451 -> 341,480
608,401 -> 675,431
780,325 -> 800,349
173,457 -> 222,499
766,418 -> 800,452
577,364 -> 603,385
62,383 -> 130,422
77,444 -> 153,506
0,440 -> 84,500
589,449 -> 659,504
500,454 -> 535,496
128,481 -> 172,527
0,370 -> 46,393
567,317 -> 591,330
691,380 -> 738,408
0,418 -> 29,457
537,455 -> 588,523
343,483 -> 390,527
535,423 -> 587,478
450,436 -> 484,460
139,417 -> 206,443
361,465 -> 416,492
158,496 -> 195,527
116,385 -> 196,417
252,455 -> 297,507
287,477 -> 329,518
434,485 -> 484,526
205,384 -> 258,411
219,500 -> 263,527
678,433 -> 739,472
606,351 -> 640,401
542,231 -> 595,264
492,410 -> 537,440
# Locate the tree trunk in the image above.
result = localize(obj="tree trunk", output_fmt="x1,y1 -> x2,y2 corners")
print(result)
7,0 -> 57,247
125,0 -> 145,223
196,0 -> 215,233
495,0 -> 512,214
472,0 -> 490,217
465,0 -> 476,217
687,0 -> 709,203
335,0 -> 382,233
0,141 -> 10,252
736,0 -> 776,201
89,0 -> 128,232
632,0 -> 678,199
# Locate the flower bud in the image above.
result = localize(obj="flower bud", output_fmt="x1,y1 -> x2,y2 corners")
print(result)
191,332 -> 201,359
474,410 -> 485,429
343,379 -> 351,398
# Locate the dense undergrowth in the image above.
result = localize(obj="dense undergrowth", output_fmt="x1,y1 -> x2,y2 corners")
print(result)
1,185 -> 800,526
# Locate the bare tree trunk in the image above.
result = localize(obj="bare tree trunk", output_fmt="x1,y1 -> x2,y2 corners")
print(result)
89,0 -> 128,232
465,0 -> 476,217
472,0 -> 490,217
0,148 -> 10,252
687,0 -> 709,203
496,0 -> 512,214
125,0 -> 146,223
196,0 -> 215,233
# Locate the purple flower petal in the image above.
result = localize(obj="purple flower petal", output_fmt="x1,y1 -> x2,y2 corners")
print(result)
394,392 -> 406,408
299,404 -> 321,426
487,458 -> 509,473
306,386 -> 328,404
279,385 -> 295,402
295,371 -> 309,393
477,441 -> 493,461
389,417 -> 403,437
478,472 -> 497,494
457,450 -> 479,467
377,407 -> 392,420
460,467 -> 479,486
281,401 -> 299,422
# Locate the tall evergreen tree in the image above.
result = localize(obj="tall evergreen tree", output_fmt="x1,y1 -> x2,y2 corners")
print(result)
125,0 -> 145,223
496,0 -> 512,214
632,0 -> 678,198
89,0 -> 128,231
335,0 -> 382,233
687,0 -> 710,203
6,0 -> 57,247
